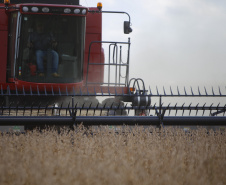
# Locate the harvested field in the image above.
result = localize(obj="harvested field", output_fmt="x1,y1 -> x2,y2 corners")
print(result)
0,126 -> 225,185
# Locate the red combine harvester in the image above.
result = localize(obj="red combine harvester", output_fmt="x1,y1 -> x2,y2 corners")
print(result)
0,0 -> 226,131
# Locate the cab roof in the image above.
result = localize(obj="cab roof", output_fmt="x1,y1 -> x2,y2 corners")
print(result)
0,0 -> 79,5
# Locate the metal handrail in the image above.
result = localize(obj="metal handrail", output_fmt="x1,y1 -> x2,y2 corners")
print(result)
86,39 -> 131,87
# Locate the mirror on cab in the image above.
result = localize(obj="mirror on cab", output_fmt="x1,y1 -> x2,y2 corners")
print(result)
124,21 -> 132,34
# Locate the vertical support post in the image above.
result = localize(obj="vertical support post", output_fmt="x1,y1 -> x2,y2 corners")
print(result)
114,44 -> 118,85
119,46 -> 122,85
108,44 -> 111,85
125,38 -> 130,87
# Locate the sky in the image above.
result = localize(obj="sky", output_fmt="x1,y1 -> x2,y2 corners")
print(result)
80,0 -> 226,93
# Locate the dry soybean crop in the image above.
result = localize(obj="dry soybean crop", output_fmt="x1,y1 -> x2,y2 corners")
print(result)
0,126 -> 226,185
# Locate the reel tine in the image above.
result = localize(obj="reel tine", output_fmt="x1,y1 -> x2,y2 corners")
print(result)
30,85 -> 33,96
66,102 -> 70,116
101,102 -> 107,116
51,103 -> 55,115
16,102 -> 19,116
209,103 -> 213,116
125,103 -> 129,114
217,103 -> 220,116
198,86 -> 201,96
114,107 -> 116,116
147,106 -> 151,116
163,86 -> 166,95
30,102 -> 34,116
109,102 -> 114,116
167,103 -> 171,116
80,102 -> 85,116
175,103 -> 178,116
37,85 -> 40,96
204,86 -> 208,95
1,100 -> 4,115
212,87 -> 215,95
75,102 -> 78,116
195,103 -> 199,116
44,86 -> 47,96
149,86 -> 152,95
177,86 -> 180,96
8,102 -> 12,115
184,87 -> 187,96
188,103 -> 192,116
86,102 -> 92,116
170,86 -> 173,95
58,86 -> 61,96
37,102 -> 41,116
51,86 -> 54,96
202,103 -> 206,116
110,102 -> 114,109
156,86 -> 159,95
100,106 -> 103,116
59,102 -> 63,116
93,102 -> 98,116
45,102 -> 48,116
219,86 -> 222,96
7,85 -> 11,95
223,105 -> 226,116
117,102 -> 120,115
190,86 -> 194,96
23,103 -> 26,116
107,107 -> 110,116
181,103 -> 185,116
154,105 -> 159,116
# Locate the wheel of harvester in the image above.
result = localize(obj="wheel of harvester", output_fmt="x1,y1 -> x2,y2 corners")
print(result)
101,98 -> 128,116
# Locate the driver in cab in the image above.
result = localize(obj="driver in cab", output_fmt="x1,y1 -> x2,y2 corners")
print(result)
28,22 -> 60,77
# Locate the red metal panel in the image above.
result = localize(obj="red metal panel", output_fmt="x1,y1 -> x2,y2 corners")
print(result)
0,7 -> 8,30
84,33 -> 104,84
86,8 -> 102,34
84,8 -> 104,84
0,8 -> 8,83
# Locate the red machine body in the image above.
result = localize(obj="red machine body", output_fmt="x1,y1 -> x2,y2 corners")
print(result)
0,7 -> 8,83
0,1 -> 107,93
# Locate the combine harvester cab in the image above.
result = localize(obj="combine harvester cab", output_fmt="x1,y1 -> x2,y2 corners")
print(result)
0,0 -> 225,132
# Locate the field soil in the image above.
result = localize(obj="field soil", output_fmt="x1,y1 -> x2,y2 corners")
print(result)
0,126 -> 225,185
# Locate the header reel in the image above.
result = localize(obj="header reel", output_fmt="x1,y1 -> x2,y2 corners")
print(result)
0,84 -> 226,131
